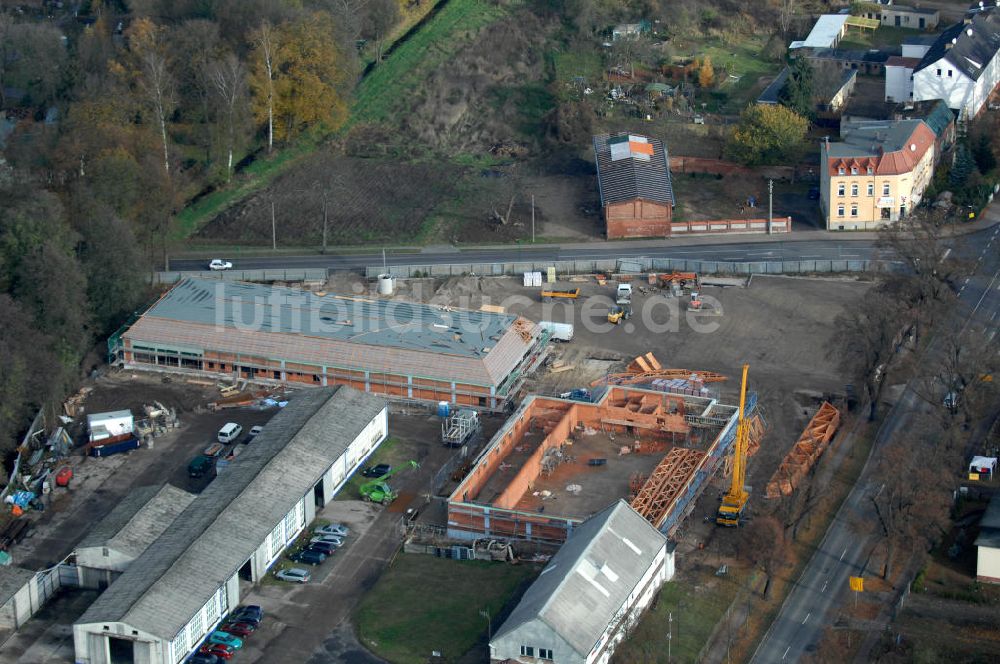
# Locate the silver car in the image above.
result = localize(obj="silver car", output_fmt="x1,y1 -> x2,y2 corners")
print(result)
275,567 -> 310,583
313,524 -> 349,538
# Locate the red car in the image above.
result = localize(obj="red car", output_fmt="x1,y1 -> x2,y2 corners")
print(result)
221,621 -> 257,638
198,643 -> 234,660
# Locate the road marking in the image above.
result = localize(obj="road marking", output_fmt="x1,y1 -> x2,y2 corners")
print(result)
940,248 -> 952,263
841,254 -> 860,257
801,254 -> 822,258
840,547 -> 848,561
992,311 -> 997,321
783,646 -> 791,660
989,330 -> 997,341
964,277 -> 971,285
802,613 -> 811,625
822,581 -> 829,592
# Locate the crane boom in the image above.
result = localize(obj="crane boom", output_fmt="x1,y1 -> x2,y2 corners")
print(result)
717,364 -> 751,526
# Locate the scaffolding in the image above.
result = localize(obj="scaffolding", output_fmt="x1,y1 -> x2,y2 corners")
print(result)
765,402 -> 841,498
441,409 -> 481,447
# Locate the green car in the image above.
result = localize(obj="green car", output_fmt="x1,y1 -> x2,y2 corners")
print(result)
208,630 -> 243,649
188,455 -> 214,478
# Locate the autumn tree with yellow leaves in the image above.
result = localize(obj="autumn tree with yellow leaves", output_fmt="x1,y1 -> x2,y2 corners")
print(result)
249,14 -> 349,146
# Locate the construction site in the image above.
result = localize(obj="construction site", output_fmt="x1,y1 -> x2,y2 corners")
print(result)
447,355 -> 767,542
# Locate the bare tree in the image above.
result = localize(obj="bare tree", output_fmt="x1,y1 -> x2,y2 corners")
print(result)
743,515 -> 787,599
777,0 -> 796,39
122,19 -> 177,177
207,52 -> 249,182
251,21 -> 278,154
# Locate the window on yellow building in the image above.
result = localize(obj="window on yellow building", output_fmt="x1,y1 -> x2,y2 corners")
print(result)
867,183 -> 874,196
882,182 -> 891,196
851,184 -> 858,196
838,167 -> 845,175
867,166 -> 874,174
850,205 -> 858,217
838,184 -> 845,196
851,166 -> 858,175
837,205 -> 845,216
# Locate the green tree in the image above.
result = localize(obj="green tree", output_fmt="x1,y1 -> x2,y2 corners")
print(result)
971,131 -> 997,174
778,57 -> 813,118
950,143 -> 976,187
725,103 -> 809,166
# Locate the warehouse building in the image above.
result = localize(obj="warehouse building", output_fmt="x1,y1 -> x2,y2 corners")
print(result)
489,500 -> 671,664
75,485 -> 196,590
593,133 -> 675,239
73,387 -> 387,664
110,277 -> 542,410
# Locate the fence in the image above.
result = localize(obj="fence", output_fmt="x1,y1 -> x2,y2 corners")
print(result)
153,269 -> 328,284
367,257 -> 897,279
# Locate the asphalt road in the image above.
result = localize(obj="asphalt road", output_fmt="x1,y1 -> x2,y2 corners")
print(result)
750,224 -> 1000,663
168,238 -> 891,272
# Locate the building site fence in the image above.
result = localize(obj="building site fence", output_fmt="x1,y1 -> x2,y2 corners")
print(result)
153,269 -> 328,284
366,257 -> 898,279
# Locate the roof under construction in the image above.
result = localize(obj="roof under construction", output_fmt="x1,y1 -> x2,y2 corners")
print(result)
125,278 -> 539,388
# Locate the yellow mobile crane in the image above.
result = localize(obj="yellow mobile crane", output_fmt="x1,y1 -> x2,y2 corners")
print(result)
717,364 -> 750,527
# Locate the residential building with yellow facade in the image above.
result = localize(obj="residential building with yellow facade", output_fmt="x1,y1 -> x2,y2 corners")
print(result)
820,119 -> 937,230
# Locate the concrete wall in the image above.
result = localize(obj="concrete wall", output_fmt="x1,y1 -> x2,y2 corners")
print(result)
491,619 -> 581,663
0,581 -> 34,632
77,546 -> 136,578
885,64 -> 914,102
977,545 -> 1000,583
881,8 -> 938,30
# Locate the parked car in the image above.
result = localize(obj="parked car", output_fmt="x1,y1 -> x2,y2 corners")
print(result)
221,621 -> 257,638
247,425 -> 263,441
275,567 -> 311,583
207,631 -> 242,649
188,455 -> 214,479
361,463 -> 391,478
290,549 -> 327,565
310,535 -> 344,548
209,259 -> 233,271
231,605 -> 263,624
217,422 -> 243,444
198,643 -> 234,660
313,523 -> 349,538
307,541 -> 339,556
188,654 -> 221,664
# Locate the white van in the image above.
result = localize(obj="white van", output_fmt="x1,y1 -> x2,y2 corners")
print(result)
217,422 -> 243,443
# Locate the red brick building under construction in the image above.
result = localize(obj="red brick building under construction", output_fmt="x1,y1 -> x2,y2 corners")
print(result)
110,277 -> 543,410
447,386 -> 762,542
593,133 -> 676,239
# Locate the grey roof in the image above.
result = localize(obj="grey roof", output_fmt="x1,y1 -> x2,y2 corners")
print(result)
828,118 -> 926,158
886,5 -> 939,15
916,13 -> 1000,80
593,133 -> 674,207
76,387 -> 386,640
807,48 -> 893,64
78,485 -> 195,559
903,34 -> 940,46
493,500 -> 667,658
975,493 -> 1000,549
757,67 -> 790,105
143,277 -> 517,359
0,566 -> 35,606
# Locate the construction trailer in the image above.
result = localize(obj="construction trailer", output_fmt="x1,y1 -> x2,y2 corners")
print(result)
447,384 -> 764,543
110,278 -> 545,411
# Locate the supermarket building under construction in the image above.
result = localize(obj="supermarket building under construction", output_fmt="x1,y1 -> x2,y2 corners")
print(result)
110,278 -> 543,409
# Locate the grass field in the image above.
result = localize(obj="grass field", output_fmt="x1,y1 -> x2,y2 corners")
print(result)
690,36 -> 781,113
552,48 -> 603,84
335,437 -> 403,501
355,554 -> 538,664
350,0 -> 511,126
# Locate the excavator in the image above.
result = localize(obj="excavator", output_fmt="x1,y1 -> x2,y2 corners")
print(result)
359,460 -> 419,504
717,364 -> 751,527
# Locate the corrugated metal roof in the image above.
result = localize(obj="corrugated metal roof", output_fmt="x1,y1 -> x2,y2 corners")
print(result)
492,500 -> 667,658
593,133 -> 674,207
125,278 -> 539,389
78,485 -> 196,559
790,15 -> 848,49
75,387 -> 386,640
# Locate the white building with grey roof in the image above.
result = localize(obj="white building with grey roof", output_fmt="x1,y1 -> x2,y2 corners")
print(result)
490,500 -> 673,664
75,485 -> 196,590
73,386 -> 387,664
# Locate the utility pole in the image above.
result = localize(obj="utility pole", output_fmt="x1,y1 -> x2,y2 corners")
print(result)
767,179 -> 774,235
531,194 -> 536,243
322,196 -> 329,254
271,200 -> 277,251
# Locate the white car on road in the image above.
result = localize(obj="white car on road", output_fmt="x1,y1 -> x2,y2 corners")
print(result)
209,259 -> 233,271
